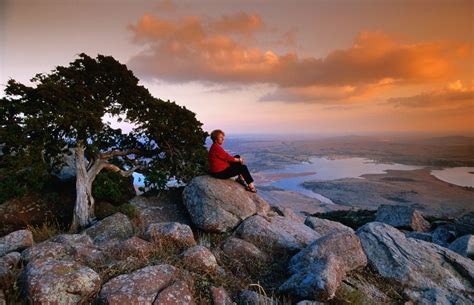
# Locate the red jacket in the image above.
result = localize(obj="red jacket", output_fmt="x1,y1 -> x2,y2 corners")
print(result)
208,143 -> 235,173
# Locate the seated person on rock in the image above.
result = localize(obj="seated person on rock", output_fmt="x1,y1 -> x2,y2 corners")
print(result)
207,129 -> 257,193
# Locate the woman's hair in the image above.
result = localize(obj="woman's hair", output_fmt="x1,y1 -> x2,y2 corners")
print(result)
210,129 -> 225,142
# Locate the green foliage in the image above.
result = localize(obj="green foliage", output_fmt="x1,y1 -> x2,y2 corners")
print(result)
0,146 -> 51,203
0,53 -> 208,207
312,209 -> 376,230
92,171 -> 134,204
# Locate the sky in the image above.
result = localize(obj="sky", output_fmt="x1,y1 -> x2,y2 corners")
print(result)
1,0 -> 473,136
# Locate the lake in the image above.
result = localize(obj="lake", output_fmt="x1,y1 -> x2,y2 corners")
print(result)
259,156 -> 474,202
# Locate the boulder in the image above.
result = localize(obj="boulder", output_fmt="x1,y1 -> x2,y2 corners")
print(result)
272,206 -> 305,223
357,222 -> 474,304
21,241 -> 70,263
129,190 -> 192,229
152,280 -> 195,305
83,212 -> 134,244
211,286 -> 233,305
182,175 -> 271,233
99,264 -> 184,304
120,236 -> 154,259
448,235 -> 474,259
287,231 -> 367,274
144,222 -> 196,248
181,245 -> 219,274
304,216 -> 354,236
375,205 -> 430,232
234,215 -> 321,256
431,224 -> 458,247
279,231 -> 367,301
405,231 -> 432,242
21,259 -> 101,304
278,255 -> 345,301
455,211 -> 474,235
221,237 -> 270,264
0,252 -> 21,282
0,230 -> 33,256
21,234 -> 105,266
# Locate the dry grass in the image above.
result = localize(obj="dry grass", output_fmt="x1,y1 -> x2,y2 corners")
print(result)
25,217 -> 66,242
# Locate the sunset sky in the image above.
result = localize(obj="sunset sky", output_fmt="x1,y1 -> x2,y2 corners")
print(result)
1,0 -> 473,136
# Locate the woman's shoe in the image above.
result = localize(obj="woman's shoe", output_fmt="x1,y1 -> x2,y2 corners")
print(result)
235,177 -> 246,187
245,185 -> 257,193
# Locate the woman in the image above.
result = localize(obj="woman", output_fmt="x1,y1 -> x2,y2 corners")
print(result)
207,129 -> 257,193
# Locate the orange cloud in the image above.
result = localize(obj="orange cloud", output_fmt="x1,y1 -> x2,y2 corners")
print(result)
210,11 -> 264,36
127,13 -> 472,104
386,80 -> 474,108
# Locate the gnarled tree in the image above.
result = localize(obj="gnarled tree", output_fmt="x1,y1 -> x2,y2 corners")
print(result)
0,53 -> 208,231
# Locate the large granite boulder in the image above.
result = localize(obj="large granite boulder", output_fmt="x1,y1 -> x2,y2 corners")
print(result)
431,224 -> 458,247
287,231 -> 367,274
449,235 -> 474,259
0,230 -> 33,256
272,206 -> 305,223
129,189 -> 192,229
99,264 -> 194,304
221,237 -> 270,264
234,215 -> 321,256
144,222 -> 196,248
21,233 -> 104,266
278,231 -> 367,301
357,222 -> 474,304
211,286 -> 233,305
455,211 -> 474,235
278,255 -> 345,301
83,212 -> 134,244
182,175 -> 271,233
0,252 -> 21,282
21,259 -> 101,304
153,279 -> 195,305
304,216 -> 354,236
180,245 -> 219,274
375,205 -> 430,232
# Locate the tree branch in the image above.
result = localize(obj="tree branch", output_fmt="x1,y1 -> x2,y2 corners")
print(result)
99,149 -> 142,160
102,163 -> 138,177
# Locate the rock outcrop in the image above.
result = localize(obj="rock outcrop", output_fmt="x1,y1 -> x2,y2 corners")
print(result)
375,205 -> 430,232
304,216 -> 354,235
234,215 -> 321,256
221,237 -> 270,264
144,222 -> 196,248
455,211 -> 474,235
182,175 -> 271,232
180,245 -> 220,274
0,230 -> 33,256
83,212 -> 134,244
99,264 -> 194,304
21,259 -> 101,304
278,231 -> 367,300
448,234 -> 473,258
357,222 -> 474,304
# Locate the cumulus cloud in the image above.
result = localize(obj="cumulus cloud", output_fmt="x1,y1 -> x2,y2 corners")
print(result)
386,80 -> 474,108
127,11 -> 472,104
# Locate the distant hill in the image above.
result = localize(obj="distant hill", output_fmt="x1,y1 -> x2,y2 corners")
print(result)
405,136 -> 474,146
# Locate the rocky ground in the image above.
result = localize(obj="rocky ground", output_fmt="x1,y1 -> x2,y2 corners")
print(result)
0,175 -> 473,304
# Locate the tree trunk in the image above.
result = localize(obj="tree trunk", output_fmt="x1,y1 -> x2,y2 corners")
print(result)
70,143 -> 96,232
69,144 -> 137,232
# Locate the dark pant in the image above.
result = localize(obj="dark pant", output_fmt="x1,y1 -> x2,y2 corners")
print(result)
210,155 -> 254,184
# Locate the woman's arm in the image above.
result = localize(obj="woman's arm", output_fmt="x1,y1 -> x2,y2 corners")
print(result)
214,145 -> 239,162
